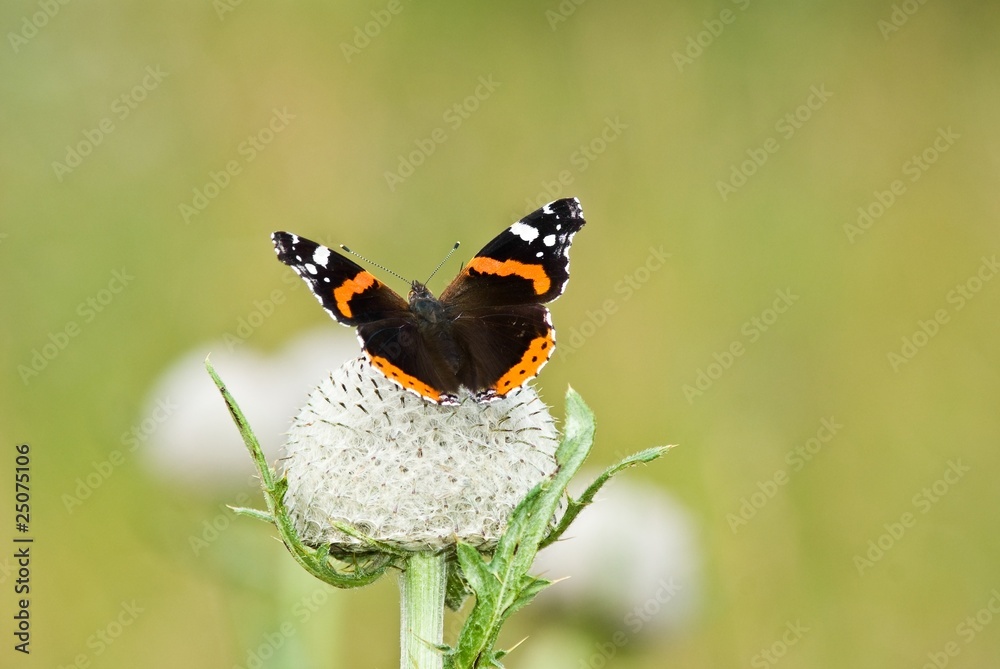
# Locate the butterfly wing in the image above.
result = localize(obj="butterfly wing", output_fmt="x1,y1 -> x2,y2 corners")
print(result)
439,198 -> 585,400
271,232 -> 409,326
450,304 -> 555,401
272,231 -> 462,404
356,317 -> 463,404
439,197 -> 586,309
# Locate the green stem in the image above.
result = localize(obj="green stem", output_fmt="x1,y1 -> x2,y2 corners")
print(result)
400,551 -> 446,669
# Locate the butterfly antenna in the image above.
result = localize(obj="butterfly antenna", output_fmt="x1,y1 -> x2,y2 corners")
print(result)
340,245 -> 410,286
425,242 -> 461,285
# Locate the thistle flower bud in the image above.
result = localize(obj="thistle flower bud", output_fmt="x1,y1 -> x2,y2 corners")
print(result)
281,357 -> 559,552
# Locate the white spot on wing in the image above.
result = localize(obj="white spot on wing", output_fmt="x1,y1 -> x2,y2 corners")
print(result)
313,245 -> 331,267
304,263 -> 318,275
536,251 -> 544,258
543,234 -> 556,247
510,221 -> 539,242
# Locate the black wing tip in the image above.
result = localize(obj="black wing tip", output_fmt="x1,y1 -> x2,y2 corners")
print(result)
560,197 -> 585,221
271,231 -> 294,257
271,232 -> 324,259
540,200 -> 584,235
535,197 -> 585,226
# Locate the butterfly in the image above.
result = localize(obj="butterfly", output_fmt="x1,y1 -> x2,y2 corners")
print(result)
272,197 -> 585,405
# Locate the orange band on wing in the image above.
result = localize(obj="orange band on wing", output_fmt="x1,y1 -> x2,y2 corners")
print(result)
332,271 -> 378,319
369,354 -> 442,402
494,331 -> 555,395
465,257 -> 551,295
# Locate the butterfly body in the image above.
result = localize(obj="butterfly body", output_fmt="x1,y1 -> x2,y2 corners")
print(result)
273,197 -> 585,405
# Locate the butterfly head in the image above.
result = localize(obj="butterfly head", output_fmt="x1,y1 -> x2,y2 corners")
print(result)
408,280 -> 444,321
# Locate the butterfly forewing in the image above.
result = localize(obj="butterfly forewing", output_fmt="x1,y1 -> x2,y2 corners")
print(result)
439,197 -> 585,308
271,232 -> 409,326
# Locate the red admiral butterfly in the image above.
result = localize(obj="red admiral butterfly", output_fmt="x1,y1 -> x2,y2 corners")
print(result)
272,197 -> 585,406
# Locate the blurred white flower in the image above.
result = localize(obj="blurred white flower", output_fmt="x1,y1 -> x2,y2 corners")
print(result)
530,476 -> 701,640
281,357 -> 559,551
139,327 -> 357,488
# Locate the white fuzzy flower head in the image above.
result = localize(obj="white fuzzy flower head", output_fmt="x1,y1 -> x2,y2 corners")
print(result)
281,357 -> 560,552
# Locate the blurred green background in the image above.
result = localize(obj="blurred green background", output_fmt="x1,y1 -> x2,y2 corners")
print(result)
2,0 -> 999,667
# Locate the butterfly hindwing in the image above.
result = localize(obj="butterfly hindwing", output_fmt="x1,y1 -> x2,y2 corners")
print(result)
356,317 -> 462,405
449,304 -> 555,400
271,232 -> 408,326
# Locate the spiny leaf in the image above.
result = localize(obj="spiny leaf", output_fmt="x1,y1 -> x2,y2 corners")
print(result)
541,444 -> 674,549
206,358 -> 391,589
448,388 -> 596,667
